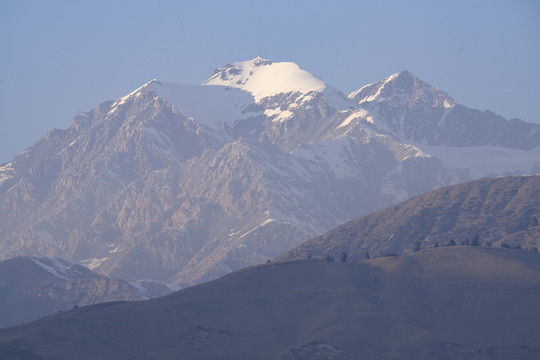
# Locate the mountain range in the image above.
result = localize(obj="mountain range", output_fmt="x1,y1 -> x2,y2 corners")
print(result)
0,57 -> 539,286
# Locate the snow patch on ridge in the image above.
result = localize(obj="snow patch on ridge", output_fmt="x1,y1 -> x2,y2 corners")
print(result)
28,256 -> 94,280
113,80 -> 156,107
232,218 -> 278,242
348,72 -> 400,102
264,108 -> 294,122
149,81 -> 259,129
108,80 -> 157,115
81,257 -> 108,270
0,163 -> 15,186
339,109 -> 369,128
109,244 -> 122,254
128,280 -> 148,296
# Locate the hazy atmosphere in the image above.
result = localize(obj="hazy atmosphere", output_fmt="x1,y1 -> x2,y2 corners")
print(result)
1,0 -> 539,163
1,2 -> 540,358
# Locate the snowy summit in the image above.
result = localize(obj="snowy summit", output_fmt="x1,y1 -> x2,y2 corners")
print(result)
202,56 -> 328,102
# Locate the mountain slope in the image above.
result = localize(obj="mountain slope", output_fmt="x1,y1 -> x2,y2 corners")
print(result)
343,71 -> 540,179
280,175 -> 540,261
0,247 -> 538,359
348,71 -> 540,150
0,58 -> 538,285
0,256 -> 145,328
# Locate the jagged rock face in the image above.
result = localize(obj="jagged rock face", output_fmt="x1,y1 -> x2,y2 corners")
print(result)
0,58 -> 538,284
0,85 -> 220,266
349,71 -> 540,149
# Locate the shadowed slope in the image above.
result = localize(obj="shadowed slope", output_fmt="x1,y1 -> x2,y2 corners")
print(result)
0,247 -> 539,359
0,257 -> 144,328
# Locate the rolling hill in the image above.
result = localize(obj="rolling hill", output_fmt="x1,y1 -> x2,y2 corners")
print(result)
279,175 -> 540,262
0,247 -> 538,359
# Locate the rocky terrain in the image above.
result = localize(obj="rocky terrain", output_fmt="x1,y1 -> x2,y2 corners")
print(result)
0,57 -> 538,285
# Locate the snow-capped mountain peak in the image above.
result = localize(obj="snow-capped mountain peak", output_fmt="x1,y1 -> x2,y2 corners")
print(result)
112,79 -> 162,107
105,58 -> 355,137
1,58 -> 538,290
349,71 -> 455,109
202,57 -> 329,102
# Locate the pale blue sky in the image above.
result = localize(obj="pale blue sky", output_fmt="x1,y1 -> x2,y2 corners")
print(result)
1,0 -> 539,163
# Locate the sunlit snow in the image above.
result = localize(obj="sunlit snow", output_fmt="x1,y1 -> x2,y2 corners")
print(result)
202,57 -> 327,102
0,163 -> 15,186
81,257 -> 108,269
149,81 -> 259,128
202,57 -> 355,111
338,109 -> 369,128
28,256 -> 86,280
348,72 -> 399,102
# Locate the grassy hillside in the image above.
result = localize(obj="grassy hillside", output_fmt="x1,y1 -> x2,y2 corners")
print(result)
0,247 -> 538,359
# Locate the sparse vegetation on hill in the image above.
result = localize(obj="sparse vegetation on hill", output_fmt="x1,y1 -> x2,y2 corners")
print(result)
0,247 -> 538,360
279,176 -> 540,262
